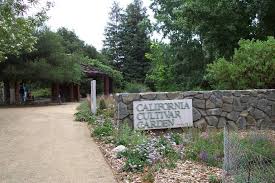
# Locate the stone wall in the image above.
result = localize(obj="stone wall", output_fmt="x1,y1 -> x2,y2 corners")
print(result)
115,90 -> 275,130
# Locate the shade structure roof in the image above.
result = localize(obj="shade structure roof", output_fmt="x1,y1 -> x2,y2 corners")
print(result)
81,64 -> 109,78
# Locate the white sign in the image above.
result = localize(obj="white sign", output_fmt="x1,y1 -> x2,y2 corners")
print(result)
133,99 -> 193,130
91,80 -> 96,114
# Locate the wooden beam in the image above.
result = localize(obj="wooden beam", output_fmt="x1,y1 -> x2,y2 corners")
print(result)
104,76 -> 110,96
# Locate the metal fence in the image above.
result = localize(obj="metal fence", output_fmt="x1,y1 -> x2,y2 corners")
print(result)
223,125 -> 275,183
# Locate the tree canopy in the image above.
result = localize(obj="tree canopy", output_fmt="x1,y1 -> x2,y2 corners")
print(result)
206,37 -> 275,89
103,0 -> 151,83
0,0 -> 51,61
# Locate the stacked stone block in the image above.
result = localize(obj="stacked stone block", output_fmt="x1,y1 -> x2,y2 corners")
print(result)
115,90 -> 275,130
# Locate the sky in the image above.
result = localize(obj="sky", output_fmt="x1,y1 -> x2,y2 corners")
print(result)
39,0 -> 155,51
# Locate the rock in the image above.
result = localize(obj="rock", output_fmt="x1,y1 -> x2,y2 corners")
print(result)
217,117 -> 227,128
240,110 -> 249,117
251,108 -> 266,120
206,116 -> 219,127
221,112 -> 228,117
183,91 -> 197,97
227,111 -> 240,121
141,93 -> 156,100
167,92 -> 182,99
193,108 -> 202,121
233,98 -> 243,112
122,117 -> 133,129
112,145 -> 127,155
222,103 -> 233,112
206,108 -> 222,116
227,121 -> 238,130
237,116 -> 246,129
194,118 -> 207,129
257,99 -> 268,112
122,94 -> 140,104
118,102 -> 129,119
198,109 -> 207,116
248,97 -> 258,107
206,100 -> 215,109
156,93 -> 168,100
267,92 -> 275,101
233,91 -> 241,97
194,94 -> 204,100
193,99 -> 205,109
258,116 -> 272,129
240,95 -> 250,103
209,95 -> 223,108
223,96 -> 234,104
127,103 -> 133,110
203,92 -> 212,99
246,115 -> 256,126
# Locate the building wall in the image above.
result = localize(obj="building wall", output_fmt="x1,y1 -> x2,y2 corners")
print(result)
115,90 -> 275,130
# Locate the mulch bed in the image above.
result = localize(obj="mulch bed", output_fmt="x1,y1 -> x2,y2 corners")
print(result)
93,134 -> 223,183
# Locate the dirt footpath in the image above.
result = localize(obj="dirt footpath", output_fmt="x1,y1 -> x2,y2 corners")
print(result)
0,103 -> 117,183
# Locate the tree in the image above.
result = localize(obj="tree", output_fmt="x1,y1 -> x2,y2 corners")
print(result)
206,37 -> 275,89
102,1 -> 123,68
0,0 -> 51,61
0,30 -> 82,83
120,0 -> 151,82
57,27 -> 98,59
150,0 -> 275,90
145,42 -> 175,91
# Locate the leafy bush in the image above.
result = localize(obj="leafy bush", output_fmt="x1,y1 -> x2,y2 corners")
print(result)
121,148 -> 149,172
99,98 -> 107,110
124,82 -> 150,93
114,124 -> 147,147
32,88 -> 51,98
96,96 -> 115,119
93,119 -> 114,138
185,131 -> 224,167
157,136 -> 180,167
206,37 -> 275,89
74,101 -> 96,124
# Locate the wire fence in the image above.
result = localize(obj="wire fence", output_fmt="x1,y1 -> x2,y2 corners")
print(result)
223,125 -> 275,183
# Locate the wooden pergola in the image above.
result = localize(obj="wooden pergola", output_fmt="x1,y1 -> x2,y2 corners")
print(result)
51,64 -> 113,102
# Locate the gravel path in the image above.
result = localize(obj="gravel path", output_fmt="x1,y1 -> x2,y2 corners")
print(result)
0,103 -> 117,183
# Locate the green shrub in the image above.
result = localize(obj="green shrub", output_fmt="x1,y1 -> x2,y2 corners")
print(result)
171,133 -> 183,145
96,96 -> 115,119
74,101 -> 96,124
209,174 -> 222,183
124,82 -> 150,93
185,131 -> 224,167
93,119 -> 114,138
121,148 -> 149,172
99,98 -> 107,110
206,37 -> 275,89
114,124 -> 147,147
158,136 -> 180,162
32,88 -> 51,98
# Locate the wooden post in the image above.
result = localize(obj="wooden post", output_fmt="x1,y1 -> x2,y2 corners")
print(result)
15,81 -> 20,104
91,80 -> 96,114
104,76 -> 110,96
9,81 -> 15,104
